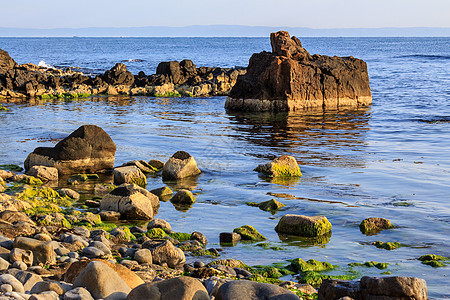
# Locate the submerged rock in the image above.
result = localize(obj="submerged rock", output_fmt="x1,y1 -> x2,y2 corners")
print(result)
255,155 -> 302,177
162,151 -> 201,180
233,225 -> 266,241
24,125 -> 116,175
275,214 -> 332,237
170,189 -> 196,205
359,217 -> 394,235
226,31 -> 372,111
113,165 -> 147,188
258,199 -> 285,211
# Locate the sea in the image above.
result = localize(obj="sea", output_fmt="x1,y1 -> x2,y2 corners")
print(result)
0,37 -> 449,298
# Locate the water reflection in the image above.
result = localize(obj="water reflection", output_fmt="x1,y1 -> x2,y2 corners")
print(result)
226,108 -> 372,168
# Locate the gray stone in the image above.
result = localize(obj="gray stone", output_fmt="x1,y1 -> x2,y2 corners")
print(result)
58,188 -> 80,200
81,247 -> 105,258
150,240 -> 185,268
28,291 -> 59,300
30,281 -> 65,295
215,280 -> 300,300
0,256 -> 11,270
63,287 -> 94,300
14,271 -> 43,292
147,219 -> 172,232
133,249 -> 152,264
113,166 -> 147,188
0,274 -> 25,293
13,237 -> 56,265
27,166 -> 59,182
10,248 -> 33,267
12,261 -> 27,270
88,241 -> 111,255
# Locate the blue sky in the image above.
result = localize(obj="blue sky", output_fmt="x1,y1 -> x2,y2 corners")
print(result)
2,0 -> 450,29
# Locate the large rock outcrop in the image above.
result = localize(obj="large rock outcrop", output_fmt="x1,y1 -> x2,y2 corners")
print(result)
226,31 -> 372,111
24,125 -> 116,174
0,49 -> 18,73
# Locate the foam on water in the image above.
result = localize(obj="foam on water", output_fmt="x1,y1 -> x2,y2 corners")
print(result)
38,60 -> 56,69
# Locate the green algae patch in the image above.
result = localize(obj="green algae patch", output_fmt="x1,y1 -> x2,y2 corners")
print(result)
418,254 -> 449,267
233,225 -> 266,241
69,174 -> 99,182
20,176 -> 43,186
250,264 -> 294,279
255,155 -> 302,178
359,217 -> 394,235
290,258 -> 335,273
154,91 -> 181,97
271,163 -> 302,177
248,274 -> 283,285
372,241 -> 402,250
348,261 -> 388,270
299,271 -> 357,287
245,202 -> 260,207
168,232 -> 191,241
191,249 -> 220,257
147,228 -> 167,239
208,259 -> 247,269
256,243 -> 285,251
0,105 -> 9,111
259,199 -> 286,211
17,186 -> 73,215
0,164 -> 23,172
114,226 -> 136,241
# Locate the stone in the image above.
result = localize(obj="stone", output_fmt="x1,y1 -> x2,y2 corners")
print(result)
12,261 -> 27,270
259,199 -> 286,211
33,234 -> 52,242
102,63 -> 134,86
57,188 -> 80,200
215,280 -> 299,300
133,249 -> 152,264
13,237 -> 56,266
24,125 -> 116,175
360,276 -> 427,300
123,160 -> 156,174
275,214 -> 332,237
190,232 -> 207,245
81,247 -> 105,258
149,186 -> 173,200
30,281 -> 65,295
88,241 -> 111,255
233,225 -> 266,241
0,256 -> 10,270
99,210 -> 121,222
156,61 -> 184,85
0,49 -> 18,73
73,261 -> 131,299
147,219 -> 172,232
255,155 -> 302,177
162,151 -> 201,180
148,159 -> 164,170
317,280 -> 361,300
149,240 -> 185,268
226,31 -> 371,111
29,291 -> 59,300
219,232 -> 241,245
170,189 -> 196,205
113,166 -> 147,188
1,283 -> 13,293
100,184 -> 159,220
10,248 -> 33,266
0,274 -> 24,293
26,166 -> 58,182
359,217 -> 394,235
63,287 -> 94,300
126,276 -> 209,300
14,270 -> 43,292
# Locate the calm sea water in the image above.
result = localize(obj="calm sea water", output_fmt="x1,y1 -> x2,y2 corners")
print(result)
1,37 -> 449,298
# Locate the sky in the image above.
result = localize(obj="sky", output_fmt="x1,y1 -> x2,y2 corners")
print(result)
1,0 -> 450,29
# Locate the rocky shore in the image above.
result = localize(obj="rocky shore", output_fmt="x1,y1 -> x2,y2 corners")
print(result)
0,125 -> 433,300
0,49 -> 246,100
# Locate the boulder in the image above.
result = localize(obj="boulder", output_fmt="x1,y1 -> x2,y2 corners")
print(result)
0,49 -> 18,73
14,270 -> 43,292
30,281 -> 65,295
147,219 -> 172,232
24,125 -> 116,175
156,61 -> 184,85
26,166 -> 59,182
275,214 -> 332,237
64,287 -> 94,300
150,186 -> 173,200
149,240 -> 185,268
13,236 -> 56,265
126,276 -> 209,300
359,217 -> 394,235
360,276 -> 427,300
133,249 -> 152,264
113,166 -> 147,188
58,188 -> 80,200
215,280 -> 300,300
226,31 -> 371,111
102,63 -> 134,86
191,232 -> 207,245
100,184 -> 159,220
123,160 -> 156,174
170,189 -> 196,205
148,159 -> 164,170
162,151 -> 201,180
219,232 -> 241,245
318,279 -> 361,300
0,274 -> 25,293
0,256 -> 10,270
73,261 -> 131,299
259,199 -> 285,211
255,155 -> 302,177
10,248 -> 33,266
233,225 -> 266,241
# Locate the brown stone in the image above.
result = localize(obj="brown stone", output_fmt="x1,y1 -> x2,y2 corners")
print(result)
226,31 -> 371,111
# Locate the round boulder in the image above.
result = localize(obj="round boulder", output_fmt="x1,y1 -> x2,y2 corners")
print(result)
162,151 -> 201,180
215,280 -> 299,300
275,214 -> 332,237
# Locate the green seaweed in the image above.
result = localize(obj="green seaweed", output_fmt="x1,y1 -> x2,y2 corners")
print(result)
248,274 -> 283,285
154,92 -> 181,97
372,241 -> 402,250
168,232 -> 191,241
290,258 -> 335,273
255,243 -> 284,251
0,164 -> 23,172
147,228 -> 167,239
418,254 -> 449,268
191,249 -> 220,257
131,176 -> 147,188
20,176 -> 43,186
0,105 -> 9,111
348,261 -> 388,270
258,199 -> 285,211
271,163 -> 302,177
245,202 -> 259,207
233,225 -> 266,241
299,271 -> 357,287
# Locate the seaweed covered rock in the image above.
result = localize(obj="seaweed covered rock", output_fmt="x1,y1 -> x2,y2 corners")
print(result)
226,31 -> 372,111
233,225 -> 266,241
418,254 -> 449,268
255,155 -> 302,177
113,165 -> 147,188
215,280 -> 299,300
24,125 -> 116,175
170,189 -> 196,205
258,199 -> 285,211
162,151 -> 201,180
100,184 -> 159,220
275,214 -> 332,237
290,258 -> 335,273
359,217 -> 394,235
127,276 -> 209,300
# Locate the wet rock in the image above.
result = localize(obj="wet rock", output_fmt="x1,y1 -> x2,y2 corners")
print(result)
73,261 -> 131,299
162,151 -> 201,180
94,183 -> 117,196
123,160 -> 156,174
26,166 -> 58,182
126,276 -> 209,300
102,63 -> 134,86
113,166 -> 147,188
57,188 -> 80,200
255,155 -> 302,177
29,291 -> 60,300
149,186 -> 173,201
219,232 -> 241,245
100,184 -> 159,220
360,276 -> 427,300
227,31 -> 371,111
24,125 -> 116,175
170,189 -> 196,205
275,214 -> 332,237
190,232 -> 207,246
359,217 -> 394,235
149,240 -> 185,268
147,219 -> 172,233
233,225 -> 266,241
10,248 -> 33,266
63,287 -> 94,300
133,249 -> 152,264
318,279 -> 361,300
258,199 -> 285,211
148,159 -> 164,170
13,237 -> 56,266
215,280 -> 299,300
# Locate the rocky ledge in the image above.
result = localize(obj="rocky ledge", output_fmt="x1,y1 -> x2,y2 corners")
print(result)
0,49 -> 246,100
226,31 -> 372,111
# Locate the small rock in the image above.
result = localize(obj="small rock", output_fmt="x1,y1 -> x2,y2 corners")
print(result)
258,199 -> 285,211
30,281 -> 65,295
0,284 -> 13,293
254,155 -> 302,177
99,211 -> 121,222
10,248 -> 33,267
232,225 -> 266,241
147,219 -> 172,232
0,256 -> 10,270
88,241 -> 111,255
150,240 -> 185,268
149,186 -> 173,201
275,214 -> 332,237
133,249 -> 152,264
190,232 -> 207,245
161,151 -> 201,180
359,217 -> 394,235
81,247 -> 105,258
113,166 -> 147,188
26,166 -> 58,182
12,261 -> 27,270
170,189 -> 196,205
0,274 -> 25,293
63,287 -> 94,300
28,291 -> 59,300
58,188 -> 80,200
148,159 -> 164,170
219,232 -> 241,245
215,280 -> 299,300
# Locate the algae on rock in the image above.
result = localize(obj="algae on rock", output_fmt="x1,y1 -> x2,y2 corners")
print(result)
233,225 -> 266,241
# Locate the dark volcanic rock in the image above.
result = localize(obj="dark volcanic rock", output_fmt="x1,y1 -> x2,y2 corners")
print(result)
226,31 -> 372,111
102,63 -> 134,86
24,125 -> 116,174
0,49 -> 18,74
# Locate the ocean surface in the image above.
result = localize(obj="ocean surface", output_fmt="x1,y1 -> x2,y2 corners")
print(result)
0,37 -> 449,298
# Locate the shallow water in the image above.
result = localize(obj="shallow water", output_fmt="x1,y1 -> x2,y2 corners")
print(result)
1,37 -> 450,297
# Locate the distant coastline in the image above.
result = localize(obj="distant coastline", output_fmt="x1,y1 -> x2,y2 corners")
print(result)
1,25 -> 450,37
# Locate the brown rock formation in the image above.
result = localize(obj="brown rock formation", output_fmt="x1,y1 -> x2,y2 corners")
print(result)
226,31 -> 372,111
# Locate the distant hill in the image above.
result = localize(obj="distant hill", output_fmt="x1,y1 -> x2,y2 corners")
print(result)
0,25 -> 449,37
